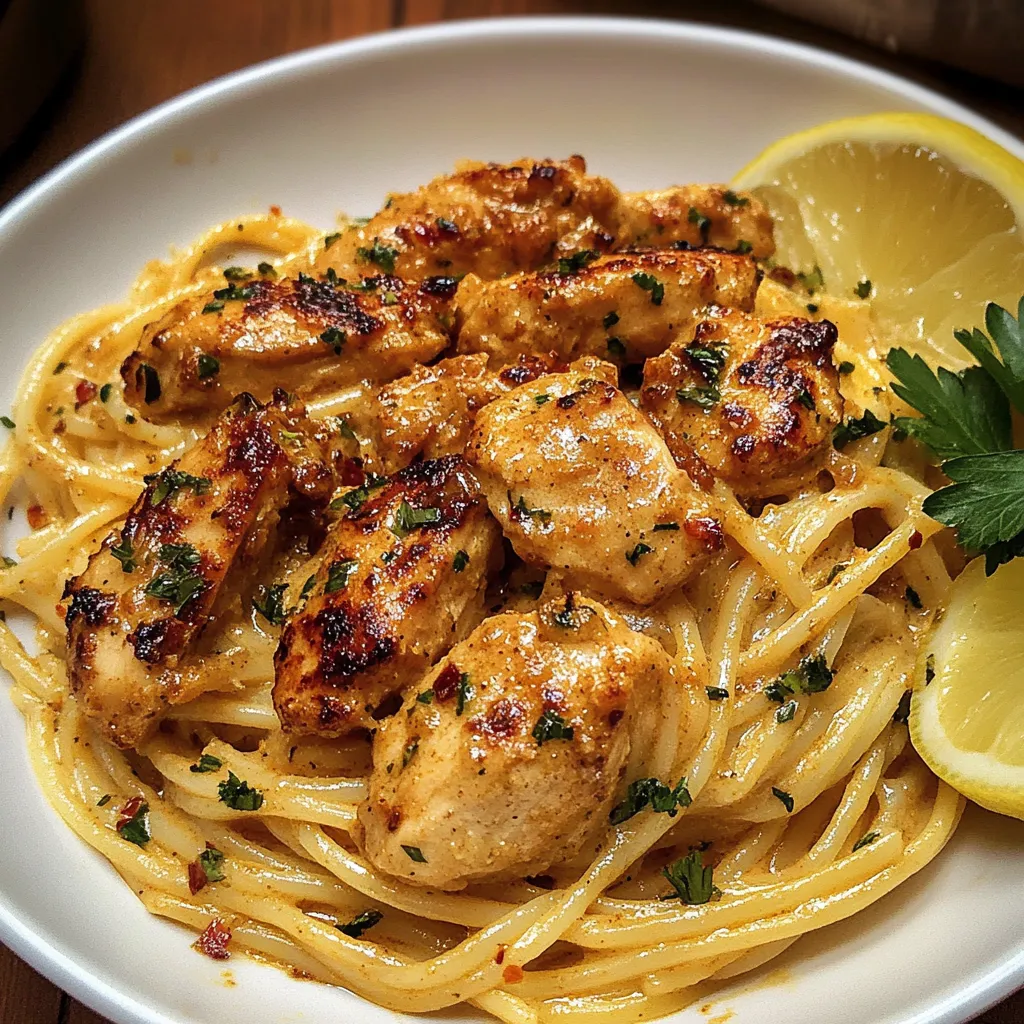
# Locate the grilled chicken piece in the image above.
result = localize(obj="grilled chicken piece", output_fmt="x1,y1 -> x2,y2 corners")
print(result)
312,156 -> 621,283
641,310 -> 843,496
65,394 -> 331,748
359,352 -> 617,474
273,456 -> 502,736
617,185 -> 775,258
455,249 -> 760,367
122,273 -> 451,420
466,369 -> 723,605
357,593 -> 672,889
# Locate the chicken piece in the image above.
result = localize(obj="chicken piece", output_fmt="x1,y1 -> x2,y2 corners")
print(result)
312,156 -> 622,283
122,272 -> 451,420
455,249 -> 759,367
466,369 -> 723,605
357,593 -> 672,889
360,352 -> 617,474
65,394 -> 331,748
640,309 -> 843,496
273,456 -> 502,736
617,185 -> 775,258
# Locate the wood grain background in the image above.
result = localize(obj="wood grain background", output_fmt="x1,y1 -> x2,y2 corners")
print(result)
0,2 -> 1021,1022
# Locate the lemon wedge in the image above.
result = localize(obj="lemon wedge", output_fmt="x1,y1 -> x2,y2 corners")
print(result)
909,557 -> 1024,820
733,113 -> 1024,368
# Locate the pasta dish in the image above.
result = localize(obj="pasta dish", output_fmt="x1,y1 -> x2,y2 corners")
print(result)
0,155 -> 968,1022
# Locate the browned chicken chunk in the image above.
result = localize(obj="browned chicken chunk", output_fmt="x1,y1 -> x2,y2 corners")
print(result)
358,352 -> 616,474
466,368 -> 723,605
357,593 -> 672,889
456,249 -> 760,366
273,456 -> 502,736
641,309 -> 843,496
122,272 -> 451,420
616,185 -> 775,258
65,394 -> 331,748
312,156 -> 622,283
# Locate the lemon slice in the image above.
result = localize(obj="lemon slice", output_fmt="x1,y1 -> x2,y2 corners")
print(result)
909,557 -> 1024,819
733,113 -> 1024,368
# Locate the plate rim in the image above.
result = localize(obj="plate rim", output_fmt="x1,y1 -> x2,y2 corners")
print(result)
0,14 -> 1021,1024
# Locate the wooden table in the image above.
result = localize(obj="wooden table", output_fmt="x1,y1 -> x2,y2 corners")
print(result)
0,2 -> 1021,1022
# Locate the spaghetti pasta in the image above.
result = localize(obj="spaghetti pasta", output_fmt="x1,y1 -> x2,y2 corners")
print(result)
0,206 -> 963,1024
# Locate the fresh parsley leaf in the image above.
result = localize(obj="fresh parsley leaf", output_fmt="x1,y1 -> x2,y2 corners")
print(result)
320,326 -> 347,353
686,343 -> 727,384
146,469 -> 212,506
556,249 -> 599,274
852,830 -> 880,852
117,800 -> 151,846
356,239 -> 399,273
609,777 -> 691,825
218,771 -> 264,811
797,265 -> 825,294
887,348 -> 1011,458
335,473 -> 387,512
772,787 -> 794,813
198,846 -> 226,884
145,543 -> 205,614
97,794 -> 111,807
253,582 -> 288,625
550,593 -> 595,630
202,299 -> 225,314
110,535 -> 136,573
223,266 -> 252,281
455,672 -> 473,716
324,559 -> 359,594
687,206 -> 711,240
951,297 -> 1024,414
832,409 -> 886,449
190,753 -> 223,774
257,261 -> 277,278
402,740 -> 418,767
626,542 -> 653,566
337,909 -> 383,938
663,850 -> 718,904
415,689 -> 434,705
324,232 -> 342,249
197,353 -> 220,379
735,240 -> 753,254
452,549 -> 470,573
532,710 -> 574,745
838,360 -> 855,375
722,189 -> 749,207
534,393 -> 551,406
402,844 -> 427,863
677,385 -> 720,408
765,653 -> 833,701
775,699 -> 798,724
631,271 -> 664,306
390,501 -> 441,538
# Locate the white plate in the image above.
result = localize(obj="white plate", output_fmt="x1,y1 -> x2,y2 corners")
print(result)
0,16 -> 1021,1024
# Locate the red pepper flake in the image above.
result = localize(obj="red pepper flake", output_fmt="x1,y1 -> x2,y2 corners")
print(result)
75,380 -> 98,408
502,964 -> 524,984
53,420 -> 66,435
116,795 -> 145,831
683,515 -> 725,552
55,603 -> 66,619
187,860 -> 207,895
26,504 -> 49,530
433,662 -> 461,703
909,530 -> 923,550
494,944 -> 506,965
269,204 -> 282,217
194,919 -> 232,960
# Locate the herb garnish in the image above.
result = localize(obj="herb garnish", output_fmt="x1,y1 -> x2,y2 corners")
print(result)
356,239 -> 399,273
797,266 -> 825,294
722,189 -> 749,207
117,799 -> 151,846
455,673 -> 473,716
0,416 -> 14,429
663,850 -> 718,904
687,206 -> 711,241
653,522 -> 679,532
253,582 -> 288,625
197,354 -> 220,379
197,846 -> 226,885
334,473 -> 387,512
852,830 -> 881,852
626,542 -> 653,566
532,710 -> 574,745
190,753 -> 223,774
144,543 -> 205,614
772,787 -> 795,813
686,343 -> 728,384
556,249 -> 599,274
402,845 -> 427,863
146,469 -> 211,506
677,385 -> 720,408
390,501 -> 441,537
705,686 -> 729,700
110,536 -> 136,573
337,909 -> 383,938
452,550 -> 470,573
838,360 -> 855,375
775,700 -> 798,724
218,771 -> 264,811
320,327 -> 346,354
832,409 -> 886,449
609,777 -> 691,825
324,559 -> 359,594
764,653 -> 833,702
854,279 -> 872,299
508,492 -> 551,524
631,271 -> 665,306
324,232 -> 342,249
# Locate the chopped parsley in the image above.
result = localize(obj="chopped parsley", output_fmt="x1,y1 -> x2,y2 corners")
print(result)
253,582 -> 288,625
550,593 -> 596,630
110,536 -> 136,573
705,686 -> 729,701
455,672 -> 473,716
838,360 -> 855,375
202,299 -> 225,314
509,492 -> 551,524
337,909 -> 383,938
534,393 -> 551,406
320,327 -> 346,354
609,776 -> 691,825
556,249 -> 599,274
677,385 -> 720,408
797,265 -> 825,294
97,794 -> 111,807
532,710 -> 574,745
832,409 -> 886,450
197,353 -> 220,379
324,559 -> 359,594
144,543 -> 205,614
53,361 -> 68,375
402,844 -> 427,863
807,303 -> 819,314
765,653 -> 833,702
686,342 -> 727,385
452,550 -> 470,573
356,239 -> 399,273
334,473 -> 387,513
212,282 -> 259,302
852,830 -> 881,852
146,469 -> 212,506
687,206 -> 711,241
218,771 -> 264,811
257,261 -> 277,278
626,542 -> 653,566
663,850 -> 718,904
631,271 -> 664,306
722,189 -> 749,207
390,501 -> 441,538
402,740 -> 418,768
117,800 -> 151,846
415,689 -> 434,705
772,787 -> 794,813
324,232 -> 342,249
854,279 -> 872,299
197,846 -> 226,884
99,383 -> 113,402
435,217 -> 458,233
775,700 -> 798,724
190,753 -> 223,774
222,266 -> 252,281
735,240 -> 753,254
653,521 -> 679,532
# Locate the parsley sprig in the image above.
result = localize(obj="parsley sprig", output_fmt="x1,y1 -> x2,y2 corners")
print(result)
888,298 -> 1024,573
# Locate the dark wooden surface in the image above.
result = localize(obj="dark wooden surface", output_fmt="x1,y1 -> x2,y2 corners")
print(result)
0,2 -> 1021,1022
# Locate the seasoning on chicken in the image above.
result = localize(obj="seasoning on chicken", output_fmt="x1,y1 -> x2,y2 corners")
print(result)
65,393 -> 330,748
616,185 -> 775,258
465,368 -> 723,606
357,593 -> 673,889
273,456 -> 502,736
641,309 -> 843,496
359,352 -> 616,474
312,156 -> 622,283
456,249 -> 760,367
121,272 -> 451,420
